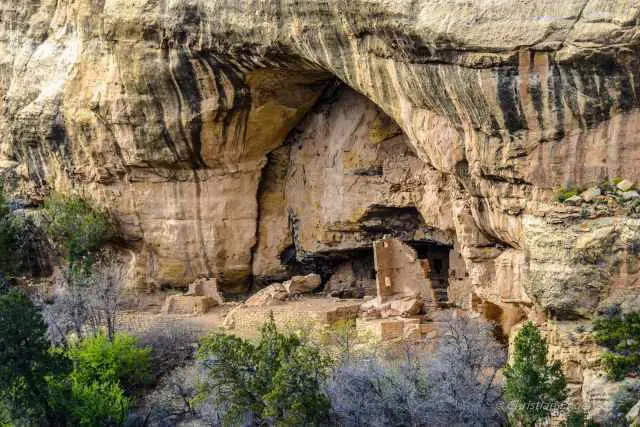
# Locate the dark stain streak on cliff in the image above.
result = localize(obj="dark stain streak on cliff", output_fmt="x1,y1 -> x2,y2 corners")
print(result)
164,47 -> 202,168
173,49 -> 207,168
579,65 -> 612,129
548,62 -> 565,141
527,53 -> 545,133
496,66 -> 528,135
205,55 -> 252,154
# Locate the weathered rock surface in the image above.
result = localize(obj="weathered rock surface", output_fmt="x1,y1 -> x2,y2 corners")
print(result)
282,273 -> 321,295
185,278 -> 224,304
627,400 -> 640,424
3,0 -> 640,413
245,274 -> 322,306
245,283 -> 289,307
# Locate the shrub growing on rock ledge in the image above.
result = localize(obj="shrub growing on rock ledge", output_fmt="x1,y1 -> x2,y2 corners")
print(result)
593,307 -> 640,381
44,194 -> 112,265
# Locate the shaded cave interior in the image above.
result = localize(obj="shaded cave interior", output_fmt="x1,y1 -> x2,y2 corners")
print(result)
249,82 -> 471,309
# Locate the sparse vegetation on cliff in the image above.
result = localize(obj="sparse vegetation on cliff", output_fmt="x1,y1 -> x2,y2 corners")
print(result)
593,307 -> 640,381
555,186 -> 581,203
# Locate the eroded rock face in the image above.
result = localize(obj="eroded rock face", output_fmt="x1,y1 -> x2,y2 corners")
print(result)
2,1 -> 640,409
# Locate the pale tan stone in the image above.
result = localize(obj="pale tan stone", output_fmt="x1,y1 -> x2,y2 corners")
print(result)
161,295 -> 218,315
627,400 -> 640,424
245,284 -> 288,307
581,187 -> 602,202
283,274 -> 321,295
186,278 -> 224,304
617,180 -> 635,192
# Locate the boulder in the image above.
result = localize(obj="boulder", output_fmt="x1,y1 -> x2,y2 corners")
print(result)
581,187 -> 602,202
617,180 -> 635,192
564,195 -> 583,206
245,283 -> 288,307
223,305 -> 243,329
283,274 -> 322,295
360,294 -> 424,318
581,370 -> 619,423
623,191 -> 640,201
386,296 -> 424,317
627,400 -> 640,424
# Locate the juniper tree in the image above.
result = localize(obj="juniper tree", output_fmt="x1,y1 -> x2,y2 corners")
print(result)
504,321 -> 567,426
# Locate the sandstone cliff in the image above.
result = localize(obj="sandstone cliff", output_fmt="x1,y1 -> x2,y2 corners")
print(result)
1,0 -> 640,413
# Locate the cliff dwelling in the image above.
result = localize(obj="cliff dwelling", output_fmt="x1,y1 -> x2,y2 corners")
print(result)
5,1 -> 640,421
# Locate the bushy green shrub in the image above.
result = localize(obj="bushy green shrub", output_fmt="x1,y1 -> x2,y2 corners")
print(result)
67,380 -> 130,427
56,333 -> 148,426
504,321 -> 568,427
69,333 -> 152,395
593,307 -> 640,381
562,408 -> 599,427
44,194 -> 111,264
196,315 -> 332,426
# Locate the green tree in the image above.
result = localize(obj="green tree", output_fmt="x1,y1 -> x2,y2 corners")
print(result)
196,315 -> 332,426
0,291 -> 70,425
44,194 -> 111,265
0,184 -> 23,280
504,321 -> 568,426
593,307 -> 640,380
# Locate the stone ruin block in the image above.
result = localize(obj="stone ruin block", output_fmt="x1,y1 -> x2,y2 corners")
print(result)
162,295 -> 218,315
373,238 -> 433,304
320,303 -> 361,323
162,278 -> 224,315
185,278 -> 224,304
357,317 -> 434,342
